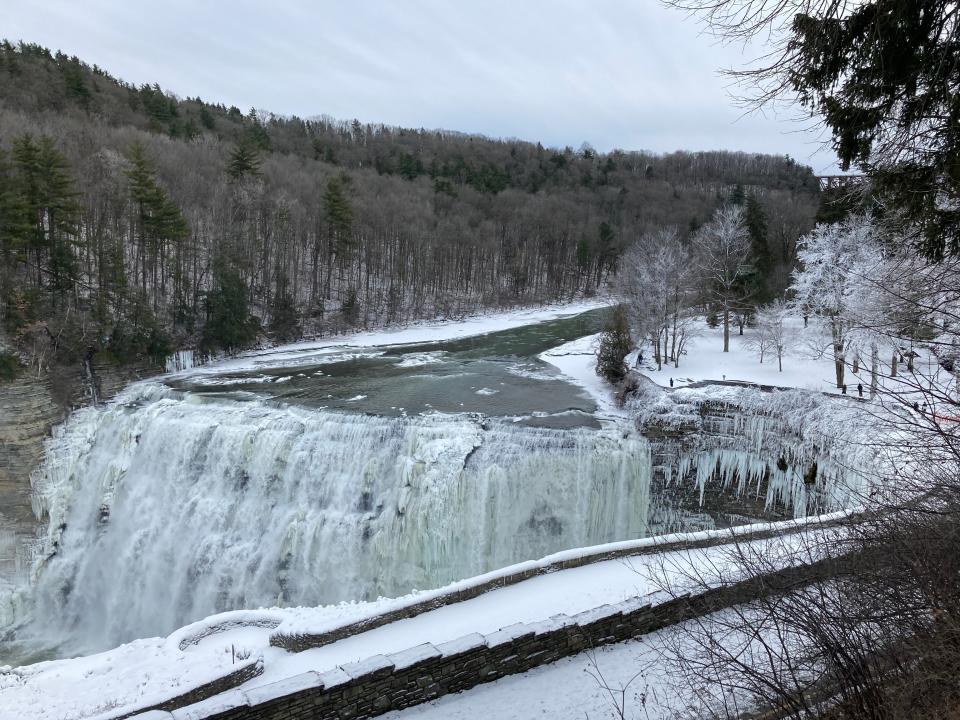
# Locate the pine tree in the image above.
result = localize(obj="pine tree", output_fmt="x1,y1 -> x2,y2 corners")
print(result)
202,261 -> 258,354
247,108 -> 271,150
125,142 -> 189,309
59,55 -> 91,110
0,147 -> 30,267
323,176 -> 353,256
744,193 -> 773,305
594,221 -> 617,285
12,134 -> 79,292
729,183 -> 746,206
268,272 -> 300,343
227,138 -> 261,180
198,105 -> 215,130
595,305 -> 633,384
37,136 -> 79,293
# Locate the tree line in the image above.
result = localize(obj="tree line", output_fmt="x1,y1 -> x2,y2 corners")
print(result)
0,40 -> 819,374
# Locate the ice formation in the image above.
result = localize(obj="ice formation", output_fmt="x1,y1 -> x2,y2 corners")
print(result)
9,382 -> 651,653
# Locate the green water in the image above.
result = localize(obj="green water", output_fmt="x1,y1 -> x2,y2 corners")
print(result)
169,308 -> 610,426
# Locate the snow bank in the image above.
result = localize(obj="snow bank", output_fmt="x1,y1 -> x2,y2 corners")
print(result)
166,299 -> 610,379
538,333 -> 625,416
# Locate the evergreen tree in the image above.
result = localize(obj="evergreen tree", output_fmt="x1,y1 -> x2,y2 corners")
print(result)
595,305 -> 633,384
323,175 -> 353,256
125,142 -> 189,307
1,40 -> 19,75
268,272 -> 300,342
227,138 -> 261,180
37,137 -> 79,292
0,147 -> 30,266
595,221 -> 618,285
202,261 -> 258,353
198,105 -> 215,130
247,108 -> 271,150
576,237 -> 592,276
729,183 -> 746,206
12,134 -> 79,291
59,55 -> 91,109
744,193 -> 773,304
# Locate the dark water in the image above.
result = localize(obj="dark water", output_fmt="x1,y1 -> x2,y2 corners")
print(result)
168,308 -> 610,426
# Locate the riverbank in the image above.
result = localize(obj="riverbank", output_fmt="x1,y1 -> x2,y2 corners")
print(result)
166,298 -> 611,379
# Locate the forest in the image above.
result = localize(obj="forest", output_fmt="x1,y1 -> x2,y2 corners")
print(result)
0,40 -> 820,373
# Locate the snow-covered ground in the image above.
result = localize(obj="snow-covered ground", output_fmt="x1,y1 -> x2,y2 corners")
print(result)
384,613 -> 716,720
633,315 -> 958,423
638,317 -> 845,393
0,519 -> 844,720
167,298 -> 610,378
538,333 -> 625,416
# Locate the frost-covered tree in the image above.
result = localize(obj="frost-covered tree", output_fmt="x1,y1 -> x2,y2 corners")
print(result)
791,216 -> 884,389
693,206 -> 751,353
753,300 -> 790,372
617,227 -> 698,370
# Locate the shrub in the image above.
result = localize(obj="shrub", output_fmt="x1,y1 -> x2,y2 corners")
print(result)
595,305 -> 633,384
0,351 -> 19,382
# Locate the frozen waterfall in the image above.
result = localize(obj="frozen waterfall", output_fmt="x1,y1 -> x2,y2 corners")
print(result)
13,383 -> 652,653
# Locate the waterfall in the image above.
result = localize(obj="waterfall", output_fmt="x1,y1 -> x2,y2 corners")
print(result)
11,382 -> 652,654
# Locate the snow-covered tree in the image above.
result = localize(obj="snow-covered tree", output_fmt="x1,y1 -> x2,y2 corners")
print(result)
617,227 -> 698,370
693,206 -> 751,353
753,300 -> 791,372
790,216 -> 884,389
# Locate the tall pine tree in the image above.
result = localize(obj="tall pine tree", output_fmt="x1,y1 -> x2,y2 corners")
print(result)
125,142 -> 189,311
227,137 -> 262,180
12,134 -> 79,293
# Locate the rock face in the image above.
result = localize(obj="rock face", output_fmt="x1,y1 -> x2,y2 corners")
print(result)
0,360 -> 158,576
0,374 -> 62,538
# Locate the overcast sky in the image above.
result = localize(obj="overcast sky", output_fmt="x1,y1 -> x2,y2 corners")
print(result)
7,0 -> 839,172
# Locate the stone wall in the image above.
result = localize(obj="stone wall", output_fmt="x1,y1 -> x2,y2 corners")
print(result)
109,660 -> 264,720
270,513 -> 851,653
134,556 -> 844,720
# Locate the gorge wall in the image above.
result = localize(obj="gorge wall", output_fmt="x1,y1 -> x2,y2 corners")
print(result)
0,358 -> 158,580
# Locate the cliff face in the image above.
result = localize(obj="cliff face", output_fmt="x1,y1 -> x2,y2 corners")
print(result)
0,360 -> 158,575
0,374 -> 62,534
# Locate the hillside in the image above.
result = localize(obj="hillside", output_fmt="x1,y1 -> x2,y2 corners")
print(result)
0,40 -> 819,373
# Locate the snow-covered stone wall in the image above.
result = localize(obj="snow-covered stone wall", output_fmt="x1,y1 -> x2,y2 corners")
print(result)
132,554 -> 844,720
